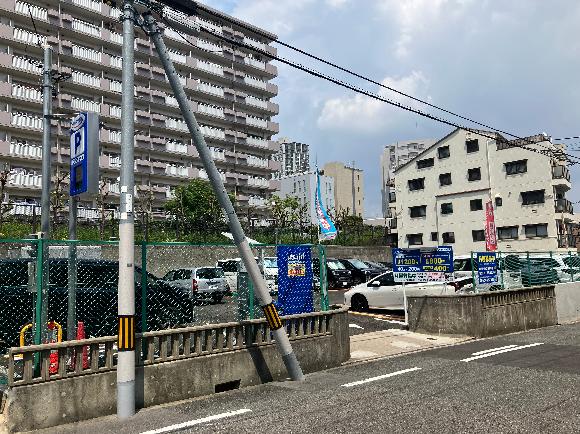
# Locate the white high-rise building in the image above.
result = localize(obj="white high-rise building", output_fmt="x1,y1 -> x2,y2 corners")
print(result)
272,139 -> 309,179
278,171 -> 334,225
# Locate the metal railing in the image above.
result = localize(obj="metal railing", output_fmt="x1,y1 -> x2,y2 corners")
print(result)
552,165 -> 570,181
555,198 -> 573,214
7,308 -> 341,386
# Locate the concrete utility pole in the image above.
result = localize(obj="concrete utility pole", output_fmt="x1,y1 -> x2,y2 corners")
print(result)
142,12 -> 304,381
39,43 -> 53,343
117,0 -> 136,420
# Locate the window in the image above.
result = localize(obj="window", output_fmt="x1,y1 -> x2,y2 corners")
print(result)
439,173 -> 452,186
407,233 -> 423,246
438,146 -> 450,159
521,190 -> 545,205
524,223 -> 548,238
498,226 -> 518,240
470,199 -> 483,211
369,272 -> 395,287
409,205 -> 427,218
408,178 -> 425,191
472,230 -> 485,241
431,232 -> 438,241
442,232 -> 455,243
466,139 -> 479,153
505,159 -> 527,175
417,158 -> 434,169
495,197 -> 503,207
468,167 -> 481,181
441,202 -> 453,215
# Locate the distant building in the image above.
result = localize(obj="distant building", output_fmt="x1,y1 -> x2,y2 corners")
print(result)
278,171 -> 334,225
322,162 -> 364,217
272,139 -> 310,179
393,128 -> 574,254
381,139 -> 434,218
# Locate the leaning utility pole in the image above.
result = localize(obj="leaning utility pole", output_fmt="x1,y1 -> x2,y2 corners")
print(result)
117,0 -> 137,420
38,43 -> 53,344
142,12 -> 304,381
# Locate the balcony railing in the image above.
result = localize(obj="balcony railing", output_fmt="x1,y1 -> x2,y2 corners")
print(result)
166,141 -> 187,154
247,155 -> 268,168
197,60 -> 223,76
12,56 -> 42,74
244,57 -> 266,70
110,32 -> 123,45
12,84 -> 42,102
13,27 -> 46,46
110,80 -> 122,93
11,112 -> 42,129
200,125 -> 225,139
110,56 -> 123,69
166,165 -> 188,177
10,141 -> 42,158
244,76 -> 267,89
209,147 -> 226,161
555,198 -> 574,214
72,70 -> 101,88
72,19 -> 101,37
15,1 -> 47,20
71,97 -> 100,113
552,165 -> 570,182
198,103 -> 224,118
246,116 -> 268,128
72,0 -> 102,13
196,39 -> 222,53
8,170 -> 41,188
246,136 -> 268,148
245,96 -> 268,109
165,117 -> 188,132
558,234 -> 579,248
72,44 -> 102,63
198,81 -> 224,97
167,49 -> 187,64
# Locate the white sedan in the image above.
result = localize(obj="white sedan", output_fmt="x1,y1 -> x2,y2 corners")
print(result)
344,271 -> 464,311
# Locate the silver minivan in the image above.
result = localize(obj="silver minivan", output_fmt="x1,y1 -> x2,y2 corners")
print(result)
162,267 -> 230,304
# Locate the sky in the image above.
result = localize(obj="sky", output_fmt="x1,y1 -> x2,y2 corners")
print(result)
205,0 -> 580,217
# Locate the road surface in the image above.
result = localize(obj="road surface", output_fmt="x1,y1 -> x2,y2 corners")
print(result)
38,322 -> 580,433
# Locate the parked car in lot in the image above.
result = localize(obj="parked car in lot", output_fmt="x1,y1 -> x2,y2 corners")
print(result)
162,267 -> 230,304
262,256 -> 279,295
216,258 -> 241,294
338,259 -> 382,285
363,261 -> 390,273
0,258 -> 193,351
344,271 -> 470,311
325,258 -> 353,289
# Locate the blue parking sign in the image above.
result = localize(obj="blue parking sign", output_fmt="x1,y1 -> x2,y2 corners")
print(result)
476,252 -> 498,284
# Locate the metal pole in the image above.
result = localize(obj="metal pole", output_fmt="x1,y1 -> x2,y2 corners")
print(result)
143,13 -> 304,381
39,44 -> 53,343
117,0 -> 136,419
67,196 -> 78,341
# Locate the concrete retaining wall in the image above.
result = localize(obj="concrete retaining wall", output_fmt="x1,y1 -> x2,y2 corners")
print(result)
2,310 -> 349,432
325,245 -> 392,263
554,282 -> 580,324
407,286 -> 558,338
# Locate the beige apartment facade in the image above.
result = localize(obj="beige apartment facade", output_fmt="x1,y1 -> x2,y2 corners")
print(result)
0,0 -> 280,222
323,161 -> 364,217
393,128 -> 574,254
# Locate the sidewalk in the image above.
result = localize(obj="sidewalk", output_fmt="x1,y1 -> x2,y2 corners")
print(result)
348,329 -> 473,363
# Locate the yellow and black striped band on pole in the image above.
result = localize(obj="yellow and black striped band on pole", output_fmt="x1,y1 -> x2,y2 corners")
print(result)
118,315 -> 135,351
262,303 -> 283,330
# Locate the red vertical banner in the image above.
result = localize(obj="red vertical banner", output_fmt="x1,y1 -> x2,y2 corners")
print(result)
485,201 -> 497,251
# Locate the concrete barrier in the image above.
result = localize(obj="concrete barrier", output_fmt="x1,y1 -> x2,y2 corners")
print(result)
407,286 -> 557,338
1,308 -> 349,433
554,282 -> 580,324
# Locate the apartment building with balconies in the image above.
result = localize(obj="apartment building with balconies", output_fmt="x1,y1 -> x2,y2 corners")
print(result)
0,0 -> 281,221
272,138 -> 309,179
393,128 -> 575,254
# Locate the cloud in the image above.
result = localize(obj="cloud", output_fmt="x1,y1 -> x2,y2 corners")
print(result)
316,71 -> 430,133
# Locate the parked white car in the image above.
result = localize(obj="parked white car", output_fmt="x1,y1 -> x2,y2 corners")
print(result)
216,257 -> 278,295
344,271 -> 461,311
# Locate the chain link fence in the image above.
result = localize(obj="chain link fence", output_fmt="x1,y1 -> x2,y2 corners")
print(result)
0,239 -> 329,355
459,250 -> 580,292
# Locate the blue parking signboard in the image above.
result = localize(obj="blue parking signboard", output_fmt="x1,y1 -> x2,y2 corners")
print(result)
476,252 -> 498,284
70,112 -> 99,197
276,245 -> 314,315
393,247 -> 454,282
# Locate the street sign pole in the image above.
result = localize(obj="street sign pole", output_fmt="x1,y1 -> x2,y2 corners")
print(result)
39,43 -> 53,344
142,12 -> 304,381
67,195 -> 77,342
117,0 -> 137,419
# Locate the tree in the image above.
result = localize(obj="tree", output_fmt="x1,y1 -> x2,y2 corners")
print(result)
50,167 -> 69,225
95,179 -> 111,240
0,165 -> 13,235
165,179 -> 229,237
269,195 -> 302,229
135,183 -> 155,241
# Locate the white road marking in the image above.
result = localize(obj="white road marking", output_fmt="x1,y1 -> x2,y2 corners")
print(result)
349,323 -> 364,329
139,409 -> 252,434
471,345 -> 518,356
461,343 -> 544,362
374,318 -> 407,325
340,367 -> 422,388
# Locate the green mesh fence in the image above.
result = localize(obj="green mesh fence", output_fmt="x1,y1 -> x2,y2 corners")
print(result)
0,240 -> 329,354
465,251 -> 580,292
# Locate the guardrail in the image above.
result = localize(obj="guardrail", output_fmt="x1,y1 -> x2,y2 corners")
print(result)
7,309 -> 340,387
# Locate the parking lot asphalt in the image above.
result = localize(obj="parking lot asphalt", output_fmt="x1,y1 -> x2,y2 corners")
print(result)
41,323 -> 580,434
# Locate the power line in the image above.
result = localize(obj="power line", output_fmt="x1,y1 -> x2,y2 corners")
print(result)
149,5 -> 580,165
554,136 -> 580,141
25,4 -> 42,48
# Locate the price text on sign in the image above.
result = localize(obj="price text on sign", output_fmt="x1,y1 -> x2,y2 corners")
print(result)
476,252 -> 498,284
392,247 -> 454,282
